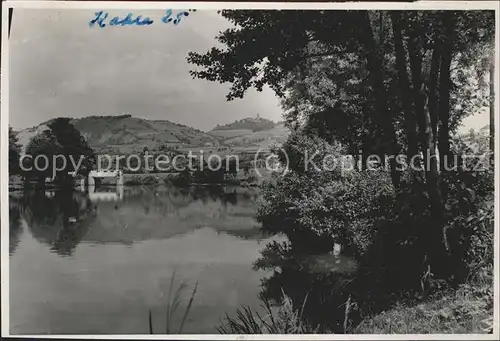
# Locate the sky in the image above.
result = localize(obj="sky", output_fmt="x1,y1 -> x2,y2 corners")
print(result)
8,8 -> 283,131
7,6 -> 490,134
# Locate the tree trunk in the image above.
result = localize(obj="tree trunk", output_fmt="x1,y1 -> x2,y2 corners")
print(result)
360,12 -> 401,188
437,14 -> 456,172
378,12 -> 384,49
390,12 -> 418,166
408,39 -> 442,214
407,25 -> 448,277
428,43 -> 441,151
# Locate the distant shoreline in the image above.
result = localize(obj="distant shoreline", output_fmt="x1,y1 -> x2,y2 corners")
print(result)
8,171 -> 262,192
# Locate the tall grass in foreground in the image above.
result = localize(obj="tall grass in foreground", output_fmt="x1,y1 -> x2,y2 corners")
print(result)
216,290 -> 319,334
148,270 -> 198,334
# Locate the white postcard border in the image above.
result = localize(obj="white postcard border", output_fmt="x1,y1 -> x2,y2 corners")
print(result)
1,1 -> 499,340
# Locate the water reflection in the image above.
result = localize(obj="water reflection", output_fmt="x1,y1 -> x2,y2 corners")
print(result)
9,185 -> 263,255
9,200 -> 23,255
10,189 -> 94,256
253,240 -> 358,333
9,185 -> 268,334
87,184 -> 124,202
9,185 -> 356,334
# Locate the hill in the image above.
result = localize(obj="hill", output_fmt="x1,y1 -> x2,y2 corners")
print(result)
209,117 -> 289,149
17,115 -> 219,154
212,117 -> 276,133
72,115 -> 219,153
221,123 -> 289,149
16,115 -> 290,155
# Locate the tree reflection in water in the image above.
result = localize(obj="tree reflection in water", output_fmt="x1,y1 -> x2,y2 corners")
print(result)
11,185 -> 264,255
253,240 -> 359,333
9,200 -> 23,255
15,188 -> 95,257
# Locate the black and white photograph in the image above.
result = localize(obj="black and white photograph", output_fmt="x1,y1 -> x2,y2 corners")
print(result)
1,0 -> 498,337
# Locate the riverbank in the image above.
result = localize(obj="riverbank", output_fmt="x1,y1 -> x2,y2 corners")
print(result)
121,172 -> 260,187
8,170 -> 263,191
214,271 -> 493,335
355,273 -> 493,334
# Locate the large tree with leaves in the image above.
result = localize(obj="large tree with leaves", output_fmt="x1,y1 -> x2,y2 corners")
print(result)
24,118 -> 96,185
189,10 -> 403,185
188,10 -> 494,277
24,130 -> 62,185
47,117 -> 96,182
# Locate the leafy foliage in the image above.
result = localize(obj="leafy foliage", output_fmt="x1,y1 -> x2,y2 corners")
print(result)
23,118 -> 96,184
48,118 -> 96,177
188,9 -> 494,333
9,127 -> 21,175
24,130 -> 63,182
257,134 -> 395,257
253,133 -> 493,332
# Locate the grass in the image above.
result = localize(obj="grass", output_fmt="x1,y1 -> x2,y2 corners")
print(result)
354,272 -> 493,334
216,290 -> 320,334
148,270 -> 198,334
214,268 -> 493,335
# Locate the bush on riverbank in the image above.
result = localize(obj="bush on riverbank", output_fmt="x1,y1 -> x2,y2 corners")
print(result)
166,168 -> 260,187
248,133 -> 494,333
124,175 -> 159,186
256,133 -> 392,257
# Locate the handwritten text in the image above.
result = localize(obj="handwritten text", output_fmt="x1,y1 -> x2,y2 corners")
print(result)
89,9 -> 194,28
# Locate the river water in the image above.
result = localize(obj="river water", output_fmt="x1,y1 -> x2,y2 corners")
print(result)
9,186 -> 274,334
